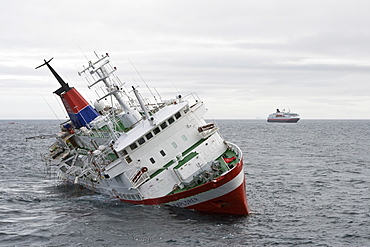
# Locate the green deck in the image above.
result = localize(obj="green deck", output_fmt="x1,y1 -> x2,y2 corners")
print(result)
148,136 -> 240,186
167,147 -> 239,195
215,148 -> 239,170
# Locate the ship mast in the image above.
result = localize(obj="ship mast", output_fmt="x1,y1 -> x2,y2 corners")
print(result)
35,58 -> 71,95
79,53 -> 142,127
132,86 -> 155,126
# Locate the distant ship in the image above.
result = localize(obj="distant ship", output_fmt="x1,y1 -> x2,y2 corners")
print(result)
267,109 -> 300,123
35,53 -> 249,215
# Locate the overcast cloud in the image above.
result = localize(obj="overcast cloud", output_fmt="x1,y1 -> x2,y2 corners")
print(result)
1,0 -> 370,119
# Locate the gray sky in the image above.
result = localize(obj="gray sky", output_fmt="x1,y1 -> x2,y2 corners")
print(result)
2,0 -> 370,119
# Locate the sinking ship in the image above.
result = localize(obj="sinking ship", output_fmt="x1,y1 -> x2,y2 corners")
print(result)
37,53 -> 249,215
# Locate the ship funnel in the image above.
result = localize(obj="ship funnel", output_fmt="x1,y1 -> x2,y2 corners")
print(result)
36,58 -> 99,129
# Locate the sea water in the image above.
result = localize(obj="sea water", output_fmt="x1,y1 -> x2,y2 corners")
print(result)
0,119 -> 369,246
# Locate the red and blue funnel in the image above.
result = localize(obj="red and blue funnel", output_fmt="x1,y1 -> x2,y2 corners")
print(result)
36,58 -> 99,129
59,88 -> 99,129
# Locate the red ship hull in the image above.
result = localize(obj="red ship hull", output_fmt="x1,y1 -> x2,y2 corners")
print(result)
119,158 -> 249,215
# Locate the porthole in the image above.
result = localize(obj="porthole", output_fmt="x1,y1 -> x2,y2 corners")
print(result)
150,157 -> 155,164
160,150 -> 166,156
182,135 -> 188,141
172,142 -> 178,148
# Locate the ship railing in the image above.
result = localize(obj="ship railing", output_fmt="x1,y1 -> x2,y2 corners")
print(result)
79,168 -> 99,181
79,112 -> 139,139
78,125 -> 122,141
77,128 -> 110,139
62,152 -> 101,181
124,166 -> 150,189
182,92 -> 201,107
132,171 -> 150,188
92,153 -> 112,168
65,166 -> 82,176
225,141 -> 243,162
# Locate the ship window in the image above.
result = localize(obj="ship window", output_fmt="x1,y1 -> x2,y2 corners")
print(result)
150,157 -> 155,164
175,112 -> 181,119
172,142 -> 178,148
145,132 -> 153,140
160,122 -> 168,130
138,137 -> 145,145
153,127 -> 160,135
129,142 -> 138,150
160,150 -> 166,156
121,149 -> 128,156
168,117 -> 175,124
182,135 -> 188,141
125,156 -> 132,163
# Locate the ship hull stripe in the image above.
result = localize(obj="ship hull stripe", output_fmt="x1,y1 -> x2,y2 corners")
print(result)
166,166 -> 245,208
118,159 -> 249,214
186,178 -> 249,214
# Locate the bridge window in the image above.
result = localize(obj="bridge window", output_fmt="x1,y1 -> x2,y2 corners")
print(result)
145,132 -> 153,140
138,137 -> 145,145
129,142 -> 138,150
168,117 -> 175,124
160,122 -> 168,130
175,112 -> 181,119
153,127 -> 160,135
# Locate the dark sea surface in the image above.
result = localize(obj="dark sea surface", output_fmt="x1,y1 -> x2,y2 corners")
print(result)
0,119 -> 369,246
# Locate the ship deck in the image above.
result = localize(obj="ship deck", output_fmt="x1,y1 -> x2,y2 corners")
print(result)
167,147 -> 239,195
